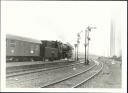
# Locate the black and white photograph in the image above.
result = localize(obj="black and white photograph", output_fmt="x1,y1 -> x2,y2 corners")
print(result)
0,0 -> 127,93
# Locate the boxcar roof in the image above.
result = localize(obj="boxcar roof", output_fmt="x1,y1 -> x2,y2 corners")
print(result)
6,34 -> 41,44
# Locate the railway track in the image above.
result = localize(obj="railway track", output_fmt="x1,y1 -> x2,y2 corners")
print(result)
7,61 -> 75,74
73,60 -> 103,88
6,61 -> 81,78
40,60 -> 103,88
6,59 -> 97,88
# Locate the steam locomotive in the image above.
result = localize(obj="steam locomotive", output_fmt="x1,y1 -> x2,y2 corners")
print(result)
6,34 -> 73,62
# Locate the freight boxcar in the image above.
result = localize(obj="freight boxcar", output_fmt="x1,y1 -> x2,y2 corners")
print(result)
6,34 -> 42,62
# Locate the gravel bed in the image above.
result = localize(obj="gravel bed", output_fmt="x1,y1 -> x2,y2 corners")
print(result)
6,61 -> 95,88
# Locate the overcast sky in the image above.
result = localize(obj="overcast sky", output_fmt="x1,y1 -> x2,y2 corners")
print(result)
3,1 -> 126,57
